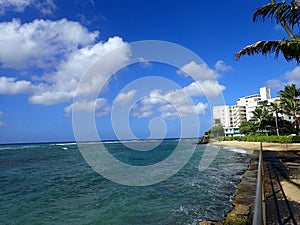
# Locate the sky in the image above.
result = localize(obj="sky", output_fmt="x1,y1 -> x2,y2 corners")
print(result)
0,0 -> 299,144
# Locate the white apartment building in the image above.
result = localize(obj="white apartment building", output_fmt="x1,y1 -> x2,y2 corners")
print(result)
213,105 -> 246,127
213,87 -> 272,136
213,105 -> 232,127
237,87 -> 271,120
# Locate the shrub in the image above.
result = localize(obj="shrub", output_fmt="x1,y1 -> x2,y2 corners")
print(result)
292,136 -> 300,143
243,135 -> 292,143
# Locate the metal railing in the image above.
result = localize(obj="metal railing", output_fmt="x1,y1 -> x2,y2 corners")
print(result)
252,142 -> 266,225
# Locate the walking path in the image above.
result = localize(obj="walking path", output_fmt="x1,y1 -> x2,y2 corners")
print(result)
263,150 -> 300,225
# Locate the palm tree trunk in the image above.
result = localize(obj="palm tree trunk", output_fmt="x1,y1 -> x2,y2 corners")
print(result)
292,114 -> 297,129
275,112 -> 279,136
270,0 -> 295,38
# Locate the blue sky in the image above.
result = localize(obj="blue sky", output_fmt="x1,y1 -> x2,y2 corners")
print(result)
0,0 -> 299,144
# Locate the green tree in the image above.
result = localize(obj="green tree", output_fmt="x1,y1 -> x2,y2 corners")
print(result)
280,98 -> 300,128
214,118 -> 222,126
235,0 -> 300,63
278,83 -> 300,100
278,84 -> 300,128
278,119 -> 297,135
208,125 -> 224,137
268,100 -> 282,136
239,121 -> 256,135
250,106 -> 270,130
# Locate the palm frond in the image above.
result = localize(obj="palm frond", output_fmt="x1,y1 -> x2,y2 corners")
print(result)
253,2 -> 300,28
235,38 -> 300,63
278,83 -> 300,99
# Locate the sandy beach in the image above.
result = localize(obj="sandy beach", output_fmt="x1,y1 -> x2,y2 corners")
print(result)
211,140 -> 300,152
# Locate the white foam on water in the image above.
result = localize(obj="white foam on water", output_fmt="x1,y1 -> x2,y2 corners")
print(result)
223,146 -> 247,154
54,143 -> 77,146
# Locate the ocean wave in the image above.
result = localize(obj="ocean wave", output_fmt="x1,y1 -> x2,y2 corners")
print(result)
0,146 -> 17,151
102,141 -> 120,144
51,143 -> 77,146
222,146 -> 247,154
121,140 -> 144,143
0,145 -> 41,151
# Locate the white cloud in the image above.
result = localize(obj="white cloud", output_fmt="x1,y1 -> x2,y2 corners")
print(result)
266,66 -> 300,90
158,101 -> 208,119
183,80 -> 225,98
0,77 -> 33,94
132,88 -> 209,119
139,57 -> 152,68
115,90 -> 137,105
284,66 -> 300,84
0,0 -> 32,14
131,61 -> 226,119
29,91 -> 74,105
0,18 -> 99,68
0,17 -> 129,106
35,0 -> 57,15
266,79 -> 283,89
28,36 -> 129,105
75,38 -> 130,97
214,60 -> 232,72
0,0 -> 57,15
132,110 -> 153,119
64,98 -> 110,117
177,61 -> 219,80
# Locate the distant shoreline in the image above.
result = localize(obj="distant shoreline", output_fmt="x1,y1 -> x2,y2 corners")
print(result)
0,137 -> 194,146
210,140 -> 300,153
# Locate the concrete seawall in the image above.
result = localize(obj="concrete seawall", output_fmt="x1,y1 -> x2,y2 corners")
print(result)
201,146 -> 300,225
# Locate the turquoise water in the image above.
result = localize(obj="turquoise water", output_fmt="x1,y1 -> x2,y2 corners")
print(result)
0,139 -> 249,225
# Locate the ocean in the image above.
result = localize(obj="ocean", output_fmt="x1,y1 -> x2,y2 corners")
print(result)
0,139 -> 249,225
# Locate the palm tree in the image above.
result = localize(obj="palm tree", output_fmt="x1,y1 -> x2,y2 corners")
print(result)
250,106 -> 269,131
280,97 -> 300,128
235,0 -> 300,63
278,84 -> 300,128
268,100 -> 282,136
214,118 -> 222,126
278,83 -> 300,100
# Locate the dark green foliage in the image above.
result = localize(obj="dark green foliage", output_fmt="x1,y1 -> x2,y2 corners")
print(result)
208,125 -> 224,137
223,136 -> 241,141
239,121 -> 256,135
253,2 -> 300,29
291,135 -> 300,142
235,1 -> 300,63
236,39 -> 300,63
277,119 -> 297,135
243,135 -> 293,143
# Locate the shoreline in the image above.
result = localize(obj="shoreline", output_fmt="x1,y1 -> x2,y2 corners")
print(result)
213,141 -> 300,204
202,141 -> 300,225
211,140 -> 300,152
200,151 -> 258,225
